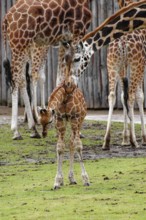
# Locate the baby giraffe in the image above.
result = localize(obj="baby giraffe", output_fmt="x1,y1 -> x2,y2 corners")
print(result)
39,46 -> 89,189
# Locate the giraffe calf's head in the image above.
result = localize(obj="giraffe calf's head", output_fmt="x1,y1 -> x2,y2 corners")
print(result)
64,76 -> 76,94
38,108 -> 53,138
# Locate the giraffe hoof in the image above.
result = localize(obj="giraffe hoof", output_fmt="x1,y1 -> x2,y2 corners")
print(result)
70,181 -> 77,185
130,141 -> 140,149
30,133 -> 41,139
80,133 -> 85,138
121,142 -> 130,146
142,141 -> 146,146
54,185 -> 61,190
13,135 -> 23,140
84,182 -> 90,186
102,146 -> 110,151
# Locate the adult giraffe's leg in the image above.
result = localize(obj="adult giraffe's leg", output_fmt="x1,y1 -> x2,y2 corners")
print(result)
121,91 -> 130,145
126,63 -> 146,148
20,86 -> 41,138
31,46 -> 48,123
11,87 -> 21,140
127,100 -> 139,148
10,55 -> 24,140
54,119 -> 65,189
11,55 -> 40,139
31,79 -> 38,122
39,64 -> 46,109
102,70 -> 118,150
135,83 -> 146,145
126,82 -> 139,148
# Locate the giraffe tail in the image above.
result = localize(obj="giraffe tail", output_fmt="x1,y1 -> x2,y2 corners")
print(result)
2,16 -> 14,90
2,16 -> 8,60
122,77 -> 129,113
26,62 -> 32,103
3,59 -> 14,91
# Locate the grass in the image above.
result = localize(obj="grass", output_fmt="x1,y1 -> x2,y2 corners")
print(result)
0,120 -> 146,219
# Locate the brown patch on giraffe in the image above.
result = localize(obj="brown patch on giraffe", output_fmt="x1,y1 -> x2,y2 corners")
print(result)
45,8 -> 53,21
9,22 -> 18,32
66,8 -> 75,18
43,26 -> 52,36
49,1 -> 59,9
17,3 -> 28,13
53,6 -> 61,16
52,26 -> 60,36
49,17 -> 58,28
70,0 -> 77,7
21,23 -> 27,30
7,13 -> 13,23
62,0 -> 70,10
11,38 -> 19,45
75,5 -> 82,20
40,22 -> 48,30
13,12 -> 21,21
20,38 -> 26,45
28,5 -> 44,17
19,30 -> 24,38
28,16 -> 36,30
14,31 -> 19,39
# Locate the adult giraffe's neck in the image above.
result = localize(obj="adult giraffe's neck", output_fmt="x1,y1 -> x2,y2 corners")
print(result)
48,85 -> 66,111
82,0 -> 146,52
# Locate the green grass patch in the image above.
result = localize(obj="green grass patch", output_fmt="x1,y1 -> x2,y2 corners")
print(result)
0,121 -> 146,219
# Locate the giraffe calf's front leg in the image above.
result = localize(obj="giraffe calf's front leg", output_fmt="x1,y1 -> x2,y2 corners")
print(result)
54,139 -> 65,190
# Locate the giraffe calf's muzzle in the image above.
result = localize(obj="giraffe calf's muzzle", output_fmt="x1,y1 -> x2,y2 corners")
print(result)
42,131 -> 47,138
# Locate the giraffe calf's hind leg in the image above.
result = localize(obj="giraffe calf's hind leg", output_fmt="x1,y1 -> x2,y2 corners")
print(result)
68,138 -> 77,185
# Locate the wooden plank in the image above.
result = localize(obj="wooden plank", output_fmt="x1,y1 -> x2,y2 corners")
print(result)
0,0 -> 2,104
1,0 -> 7,105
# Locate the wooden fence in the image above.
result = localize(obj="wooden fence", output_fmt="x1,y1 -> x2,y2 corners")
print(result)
0,0 -> 144,109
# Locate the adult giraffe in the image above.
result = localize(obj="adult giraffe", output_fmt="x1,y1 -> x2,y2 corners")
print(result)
102,0 -> 146,150
2,0 -> 92,139
70,0 -> 146,149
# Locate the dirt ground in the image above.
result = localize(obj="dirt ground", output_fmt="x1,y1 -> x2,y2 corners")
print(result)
0,106 -> 146,160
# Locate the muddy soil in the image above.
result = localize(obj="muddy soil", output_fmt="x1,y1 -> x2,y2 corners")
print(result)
82,122 -> 146,160
0,106 -> 146,160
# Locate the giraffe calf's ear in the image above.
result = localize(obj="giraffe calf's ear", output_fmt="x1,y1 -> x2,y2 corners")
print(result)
37,107 -> 47,115
40,109 -> 47,115
51,109 -> 55,115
